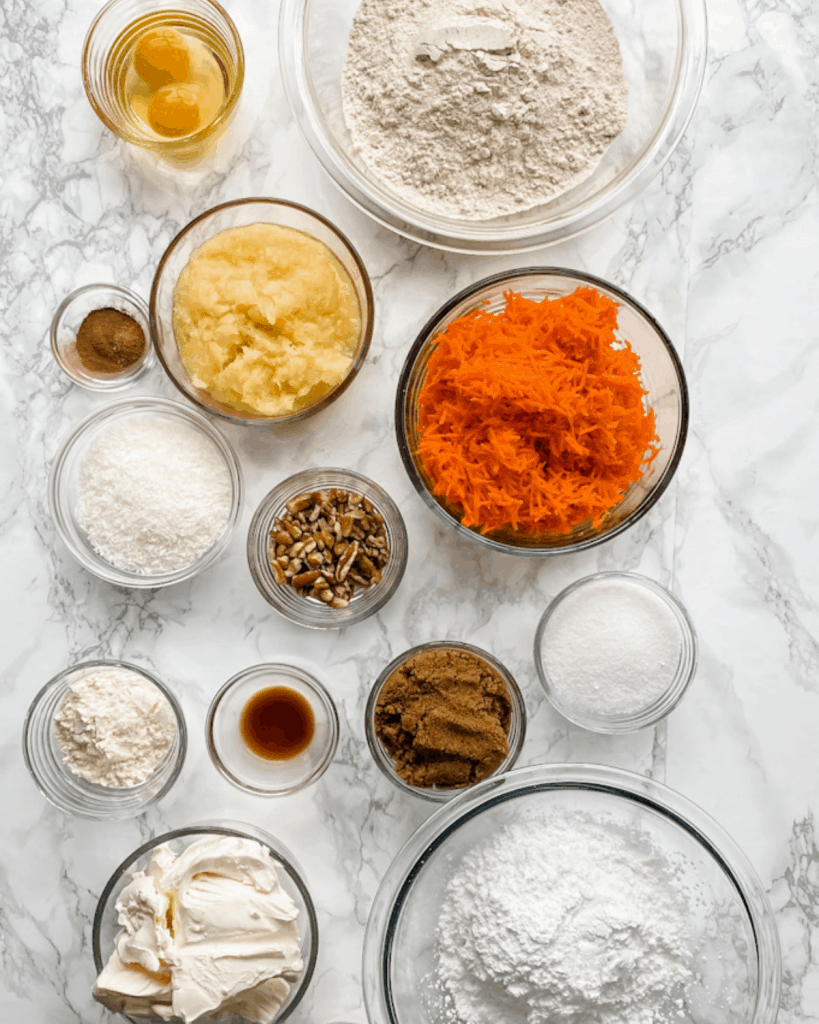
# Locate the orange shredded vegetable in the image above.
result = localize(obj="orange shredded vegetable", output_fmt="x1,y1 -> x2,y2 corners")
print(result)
416,286 -> 661,534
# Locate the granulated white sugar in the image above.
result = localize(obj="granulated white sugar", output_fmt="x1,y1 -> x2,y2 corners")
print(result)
539,576 -> 683,716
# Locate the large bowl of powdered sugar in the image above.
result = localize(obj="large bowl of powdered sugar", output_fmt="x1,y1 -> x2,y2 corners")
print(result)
364,763 -> 781,1024
279,0 -> 706,251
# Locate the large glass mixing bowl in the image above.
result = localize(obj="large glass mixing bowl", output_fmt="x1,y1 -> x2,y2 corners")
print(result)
279,0 -> 707,252
364,764 -> 781,1024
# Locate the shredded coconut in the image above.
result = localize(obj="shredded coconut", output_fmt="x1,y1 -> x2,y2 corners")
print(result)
55,666 -> 176,788
436,813 -> 693,1024
540,577 -> 684,716
342,0 -> 628,220
77,415 -> 232,574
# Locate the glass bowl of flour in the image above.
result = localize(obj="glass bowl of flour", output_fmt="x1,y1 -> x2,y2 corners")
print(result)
49,396 -> 243,588
364,763 -> 781,1024
279,0 -> 706,252
23,659 -> 187,819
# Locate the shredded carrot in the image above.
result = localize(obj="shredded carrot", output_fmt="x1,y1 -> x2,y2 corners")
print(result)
415,286 -> 661,535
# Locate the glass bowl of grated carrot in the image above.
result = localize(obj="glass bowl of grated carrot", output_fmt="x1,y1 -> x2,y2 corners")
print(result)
395,268 -> 688,555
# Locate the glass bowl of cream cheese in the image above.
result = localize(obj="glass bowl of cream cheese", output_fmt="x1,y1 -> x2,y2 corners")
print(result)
365,763 -> 781,1024
92,823 -> 318,1024
279,0 -> 706,252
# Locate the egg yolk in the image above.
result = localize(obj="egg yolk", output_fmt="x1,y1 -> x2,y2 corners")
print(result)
133,27 -> 191,91
148,82 -> 206,136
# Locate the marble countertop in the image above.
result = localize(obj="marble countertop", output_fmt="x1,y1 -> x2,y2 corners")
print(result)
3,0 -> 819,1020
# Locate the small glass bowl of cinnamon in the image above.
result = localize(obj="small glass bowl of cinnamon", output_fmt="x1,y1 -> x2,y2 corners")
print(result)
365,641 -> 527,803
50,283 -> 154,391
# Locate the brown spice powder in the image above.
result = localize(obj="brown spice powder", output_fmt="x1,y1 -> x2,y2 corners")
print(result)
374,647 -> 512,789
76,307 -> 146,373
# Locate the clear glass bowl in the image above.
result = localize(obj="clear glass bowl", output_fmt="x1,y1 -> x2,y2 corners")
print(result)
49,396 -> 243,588
22,659 -> 186,820
396,268 -> 689,556
82,0 -> 245,161
278,0 -> 707,253
364,641 -> 527,803
364,763 -> 781,1024
50,284 -> 155,390
206,663 -> 340,796
150,198 -> 374,425
92,822 -> 318,1024
535,571 -> 698,732
247,468 -> 408,628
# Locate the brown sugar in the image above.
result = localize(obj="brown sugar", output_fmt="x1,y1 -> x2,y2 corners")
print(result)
75,307 -> 146,374
374,647 -> 512,789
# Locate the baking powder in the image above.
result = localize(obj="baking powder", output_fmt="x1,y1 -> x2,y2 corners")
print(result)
539,576 -> 684,716
77,415 -> 232,574
436,813 -> 693,1024
55,666 -> 176,787
342,0 -> 628,220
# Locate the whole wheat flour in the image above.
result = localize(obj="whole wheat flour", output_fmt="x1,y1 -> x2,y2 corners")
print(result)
342,0 -> 628,220
436,813 -> 693,1024
55,666 -> 176,787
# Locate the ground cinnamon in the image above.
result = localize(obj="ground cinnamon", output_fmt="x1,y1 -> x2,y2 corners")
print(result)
374,646 -> 512,789
75,307 -> 146,373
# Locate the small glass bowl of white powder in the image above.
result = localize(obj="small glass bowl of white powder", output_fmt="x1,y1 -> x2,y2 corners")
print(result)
534,571 -> 698,732
23,659 -> 187,819
49,396 -> 243,588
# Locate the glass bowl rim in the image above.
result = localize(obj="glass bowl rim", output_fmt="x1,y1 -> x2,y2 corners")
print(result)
246,466 -> 409,629
22,657 -> 188,817
395,266 -> 690,557
149,196 -> 375,426
205,662 -> 340,796
82,0 -> 246,148
364,639 -> 527,803
363,761 -> 782,1024
278,0 -> 708,253
48,394 -> 244,588
534,570 -> 699,732
91,821 -> 319,1024
50,282 -> 155,391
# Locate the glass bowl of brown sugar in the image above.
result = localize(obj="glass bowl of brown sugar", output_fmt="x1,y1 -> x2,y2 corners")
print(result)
365,641 -> 526,803
50,283 -> 155,391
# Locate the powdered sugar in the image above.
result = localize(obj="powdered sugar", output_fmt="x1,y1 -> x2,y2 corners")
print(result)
342,0 -> 628,220
77,414 -> 232,574
436,813 -> 694,1024
55,666 -> 176,788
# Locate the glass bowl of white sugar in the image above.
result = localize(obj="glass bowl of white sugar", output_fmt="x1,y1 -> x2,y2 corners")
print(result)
279,0 -> 706,252
49,396 -> 243,588
23,659 -> 187,820
534,571 -> 697,732
364,763 -> 781,1024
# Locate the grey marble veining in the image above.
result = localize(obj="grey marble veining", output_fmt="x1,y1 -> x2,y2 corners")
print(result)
4,0 -> 819,1019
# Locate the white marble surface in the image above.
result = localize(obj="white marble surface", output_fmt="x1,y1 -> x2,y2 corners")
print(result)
3,0 -> 819,1019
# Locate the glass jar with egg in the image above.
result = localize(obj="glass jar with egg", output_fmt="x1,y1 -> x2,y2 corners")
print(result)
82,0 -> 244,160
